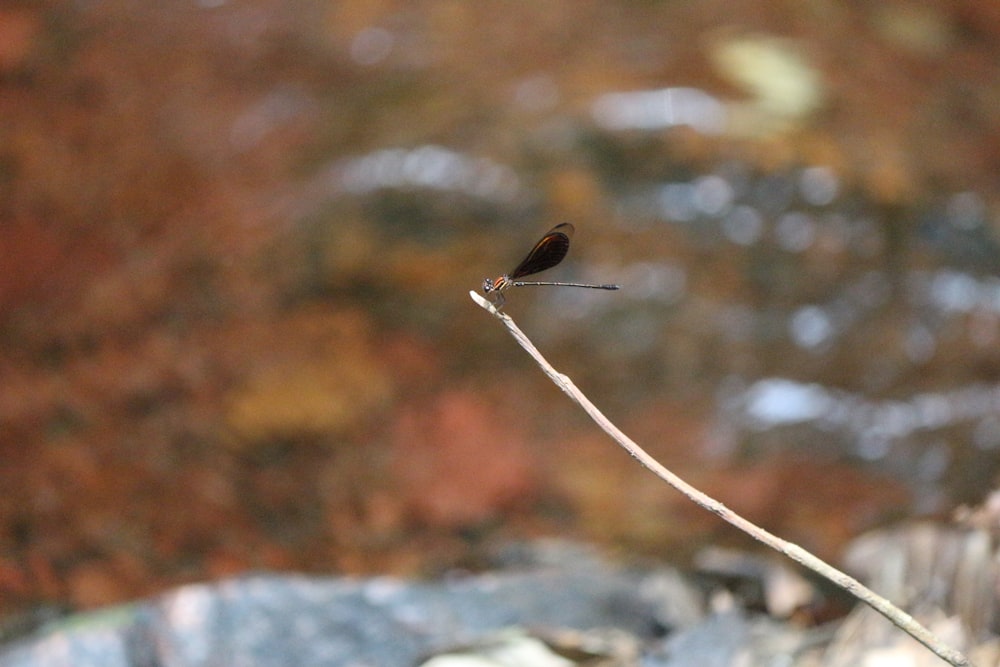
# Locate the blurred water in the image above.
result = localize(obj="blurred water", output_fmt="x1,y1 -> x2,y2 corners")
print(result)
316,78 -> 1000,511
8,2 -> 1000,634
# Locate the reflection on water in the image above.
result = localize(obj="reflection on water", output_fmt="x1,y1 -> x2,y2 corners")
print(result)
602,142 -> 1000,499
592,87 -> 726,134
618,161 -> 876,257
336,145 -> 524,203
310,81 -> 1000,511
923,269 -> 1000,316
731,377 -> 1000,453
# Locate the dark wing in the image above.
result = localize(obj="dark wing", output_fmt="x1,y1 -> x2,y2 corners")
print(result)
508,223 -> 574,279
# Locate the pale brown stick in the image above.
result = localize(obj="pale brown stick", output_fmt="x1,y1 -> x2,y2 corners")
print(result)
470,290 -> 972,667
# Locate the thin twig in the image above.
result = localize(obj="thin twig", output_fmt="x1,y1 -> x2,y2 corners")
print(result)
470,290 -> 972,667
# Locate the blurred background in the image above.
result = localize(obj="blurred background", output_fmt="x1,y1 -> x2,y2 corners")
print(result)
3,0 -> 1000,624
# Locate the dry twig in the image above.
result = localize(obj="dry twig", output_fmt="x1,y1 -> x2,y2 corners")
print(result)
470,290 -> 972,667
